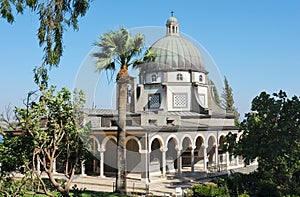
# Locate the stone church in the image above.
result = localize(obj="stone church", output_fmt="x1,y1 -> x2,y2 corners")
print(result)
80,15 -> 241,183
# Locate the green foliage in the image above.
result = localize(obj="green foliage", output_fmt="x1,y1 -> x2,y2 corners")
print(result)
0,82 -> 90,196
221,76 -> 240,125
192,182 -> 229,197
93,26 -> 156,81
0,177 -> 27,196
209,80 -> 221,105
1,0 -> 91,67
225,90 -> 300,196
221,77 -> 234,111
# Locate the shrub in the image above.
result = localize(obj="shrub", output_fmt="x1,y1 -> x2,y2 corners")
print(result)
192,182 -> 229,197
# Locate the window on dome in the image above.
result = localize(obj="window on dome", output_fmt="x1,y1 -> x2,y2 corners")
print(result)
151,74 -> 157,82
177,73 -> 183,81
199,75 -> 203,82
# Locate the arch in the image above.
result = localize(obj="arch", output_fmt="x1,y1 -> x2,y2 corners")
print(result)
86,135 -> 101,151
85,136 -> 101,175
176,73 -> 183,81
102,135 -> 117,150
193,133 -> 206,148
179,134 -> 193,149
181,136 -> 193,168
207,135 -> 217,164
205,134 -> 217,147
150,138 -> 163,173
151,74 -> 157,82
126,138 -> 141,173
125,136 -> 142,152
149,135 -> 164,150
199,74 -> 203,82
166,136 -> 178,172
165,134 -> 180,150
103,137 -> 117,176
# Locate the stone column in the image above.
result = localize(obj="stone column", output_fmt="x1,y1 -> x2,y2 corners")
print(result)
140,149 -> 149,183
160,147 -> 167,178
214,145 -> 219,171
81,160 -> 87,176
203,146 -> 207,171
226,152 -> 230,168
191,146 -> 196,173
176,147 -> 182,176
99,148 -> 105,178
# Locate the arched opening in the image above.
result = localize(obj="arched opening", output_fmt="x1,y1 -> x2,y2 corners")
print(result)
104,138 -> 117,177
166,138 -> 177,173
85,137 -> 100,176
181,137 -> 192,168
195,136 -> 205,169
199,74 -> 203,82
207,136 -> 216,168
126,138 -> 141,173
176,73 -> 183,81
218,136 -> 226,165
151,74 -> 157,82
150,138 -> 162,173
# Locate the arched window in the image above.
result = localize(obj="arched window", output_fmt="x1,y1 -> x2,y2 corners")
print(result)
199,75 -> 203,82
151,74 -> 157,82
176,73 -> 183,81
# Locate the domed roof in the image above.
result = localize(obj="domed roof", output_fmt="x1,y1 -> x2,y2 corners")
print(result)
166,16 -> 178,24
141,16 -> 206,73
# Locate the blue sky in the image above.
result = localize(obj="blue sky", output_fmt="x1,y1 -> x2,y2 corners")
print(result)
0,0 -> 300,120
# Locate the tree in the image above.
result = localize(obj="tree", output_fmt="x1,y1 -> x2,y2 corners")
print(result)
93,27 -> 155,194
225,91 -> 300,195
0,0 -> 90,67
209,79 -> 221,105
0,74 -> 90,196
221,76 -> 240,125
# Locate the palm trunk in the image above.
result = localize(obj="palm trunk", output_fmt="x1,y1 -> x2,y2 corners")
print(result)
115,72 -> 128,194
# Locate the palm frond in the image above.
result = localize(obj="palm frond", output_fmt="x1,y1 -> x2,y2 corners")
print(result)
133,49 -> 157,69
93,26 -> 153,81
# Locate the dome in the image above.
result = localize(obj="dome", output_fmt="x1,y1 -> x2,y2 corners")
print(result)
141,35 -> 206,73
166,16 -> 178,24
141,16 -> 206,73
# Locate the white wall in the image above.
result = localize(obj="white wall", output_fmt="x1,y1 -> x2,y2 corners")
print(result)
145,72 -> 163,84
167,71 -> 190,83
192,72 -> 206,84
197,86 -> 208,108
167,86 -> 191,111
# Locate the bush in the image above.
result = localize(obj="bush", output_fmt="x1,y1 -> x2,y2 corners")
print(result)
192,182 -> 229,197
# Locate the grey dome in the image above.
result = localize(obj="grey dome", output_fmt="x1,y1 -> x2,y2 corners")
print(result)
141,35 -> 206,73
166,16 -> 178,24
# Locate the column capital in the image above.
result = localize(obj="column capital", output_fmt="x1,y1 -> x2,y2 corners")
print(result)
98,148 -> 105,152
139,149 -> 148,154
175,145 -> 182,151
160,147 -> 168,152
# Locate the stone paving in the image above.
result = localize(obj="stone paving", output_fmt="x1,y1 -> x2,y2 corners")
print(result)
65,164 -> 258,196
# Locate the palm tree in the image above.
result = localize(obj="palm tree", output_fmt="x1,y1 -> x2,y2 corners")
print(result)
93,27 -> 155,194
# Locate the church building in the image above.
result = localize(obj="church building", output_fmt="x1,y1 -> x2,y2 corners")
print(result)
81,15 -> 241,183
